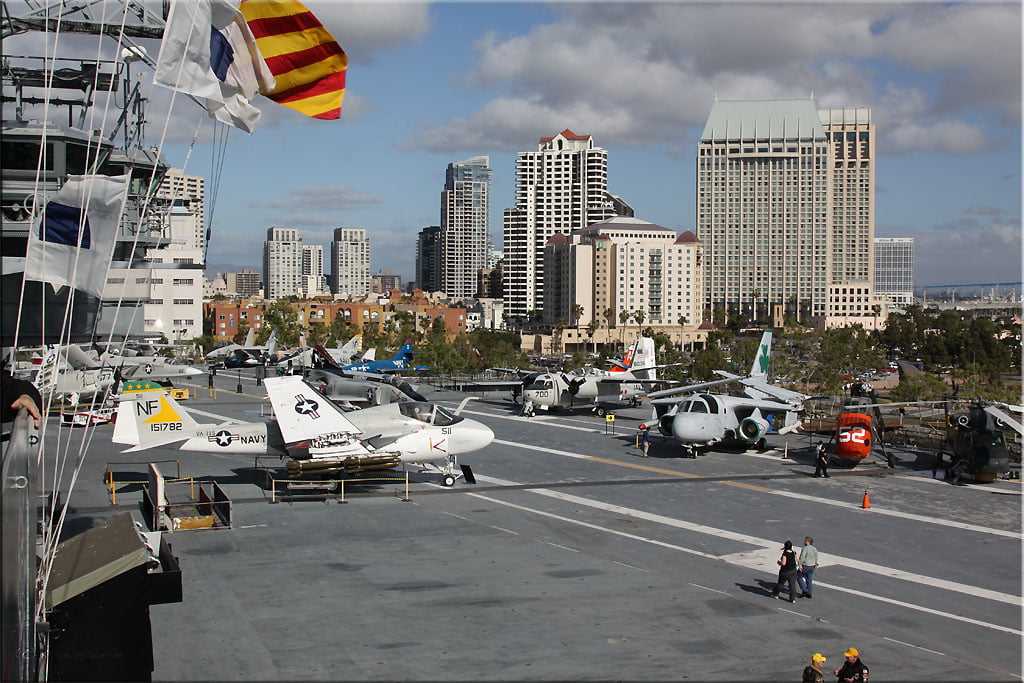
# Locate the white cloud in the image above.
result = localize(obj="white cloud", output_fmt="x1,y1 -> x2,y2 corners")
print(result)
303,2 -> 433,65
914,218 -> 1022,285
252,186 -> 382,212
404,3 -> 1018,156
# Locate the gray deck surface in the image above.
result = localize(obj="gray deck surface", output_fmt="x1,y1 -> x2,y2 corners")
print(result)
50,371 -> 1022,681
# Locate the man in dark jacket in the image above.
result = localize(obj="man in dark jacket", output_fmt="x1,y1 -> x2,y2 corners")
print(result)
1,370 -> 41,428
834,647 -> 868,682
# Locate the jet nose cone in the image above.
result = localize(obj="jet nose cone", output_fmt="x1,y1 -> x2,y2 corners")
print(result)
672,414 -> 712,442
456,418 -> 494,453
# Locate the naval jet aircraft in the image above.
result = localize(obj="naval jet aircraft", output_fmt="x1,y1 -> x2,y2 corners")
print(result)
304,345 -> 425,409
643,330 -> 808,457
113,376 -> 493,485
521,337 -> 674,416
207,329 -> 278,367
22,343 -> 201,404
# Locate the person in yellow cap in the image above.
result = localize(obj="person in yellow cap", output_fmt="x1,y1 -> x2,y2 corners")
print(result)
834,647 -> 869,682
802,653 -> 827,682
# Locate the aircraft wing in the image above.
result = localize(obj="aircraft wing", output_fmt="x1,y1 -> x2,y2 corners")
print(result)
741,381 -> 808,404
263,375 -> 363,447
714,371 -> 808,404
595,377 -> 675,386
646,377 -> 736,400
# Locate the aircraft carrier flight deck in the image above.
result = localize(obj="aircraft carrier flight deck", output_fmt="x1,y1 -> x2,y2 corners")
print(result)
52,371 -> 1022,681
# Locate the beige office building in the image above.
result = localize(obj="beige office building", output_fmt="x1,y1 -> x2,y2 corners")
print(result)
697,99 -> 876,325
543,216 -> 704,335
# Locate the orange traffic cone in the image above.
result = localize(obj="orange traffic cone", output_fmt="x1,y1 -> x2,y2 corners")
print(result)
861,490 -> 871,509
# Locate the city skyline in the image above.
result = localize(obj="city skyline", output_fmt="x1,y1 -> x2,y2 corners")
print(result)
7,2 -> 1018,288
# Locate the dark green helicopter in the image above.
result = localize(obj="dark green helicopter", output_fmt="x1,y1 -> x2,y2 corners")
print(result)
938,402 -> 1023,483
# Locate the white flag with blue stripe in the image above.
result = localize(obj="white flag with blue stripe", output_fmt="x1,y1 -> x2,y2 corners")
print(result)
24,174 -> 130,298
154,0 -> 275,134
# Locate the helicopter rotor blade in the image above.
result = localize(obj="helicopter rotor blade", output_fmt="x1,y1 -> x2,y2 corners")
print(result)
984,405 -> 1024,436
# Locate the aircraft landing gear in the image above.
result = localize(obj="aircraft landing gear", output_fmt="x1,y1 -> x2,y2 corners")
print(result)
756,438 -> 768,452
681,445 -> 697,459
594,406 -> 607,417
441,473 -> 456,487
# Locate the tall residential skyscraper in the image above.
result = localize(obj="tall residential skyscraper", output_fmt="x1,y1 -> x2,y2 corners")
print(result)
697,99 -> 875,323
263,227 -> 302,300
331,227 -> 370,296
441,156 -> 492,298
157,168 -> 206,253
874,237 -> 914,306
503,129 -> 618,322
415,225 -> 442,292
301,244 -> 327,295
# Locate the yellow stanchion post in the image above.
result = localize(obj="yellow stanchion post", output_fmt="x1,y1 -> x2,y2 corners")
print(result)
270,477 -> 276,504
190,477 -> 195,501
403,471 -> 411,502
110,478 -> 116,505
338,480 -> 346,504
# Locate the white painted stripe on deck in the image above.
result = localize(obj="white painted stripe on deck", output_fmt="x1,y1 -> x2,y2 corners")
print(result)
491,438 -> 1020,540
473,473 -> 1020,608
465,481 -> 1022,637
767,489 -> 1021,538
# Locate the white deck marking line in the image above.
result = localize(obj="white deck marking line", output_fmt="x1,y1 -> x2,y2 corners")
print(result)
465,486 -> 1022,637
768,489 -> 1021,538
473,473 -> 1021,607
884,637 -> 946,656
490,438 -> 1020,539
457,408 -> 601,433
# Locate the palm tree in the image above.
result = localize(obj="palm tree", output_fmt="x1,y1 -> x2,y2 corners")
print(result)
618,309 -> 631,347
677,314 -> 688,351
572,304 -> 585,353
871,303 -> 882,331
633,308 -> 646,340
587,319 -> 600,354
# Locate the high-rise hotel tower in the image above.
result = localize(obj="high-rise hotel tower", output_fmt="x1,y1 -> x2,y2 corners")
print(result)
330,227 -> 370,296
441,156 -> 492,298
503,130 -> 617,322
697,100 -> 875,322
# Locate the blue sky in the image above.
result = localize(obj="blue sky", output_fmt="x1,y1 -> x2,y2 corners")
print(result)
6,1 -> 1022,289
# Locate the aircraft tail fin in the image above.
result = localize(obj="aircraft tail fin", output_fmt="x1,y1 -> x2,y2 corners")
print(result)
113,391 -> 204,450
244,327 -> 255,347
750,330 -> 773,378
630,337 -> 657,378
312,344 -> 341,369
392,341 -> 415,363
621,343 -> 636,369
266,328 -> 278,355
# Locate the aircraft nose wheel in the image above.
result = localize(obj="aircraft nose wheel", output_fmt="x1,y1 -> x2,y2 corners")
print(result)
441,473 -> 457,487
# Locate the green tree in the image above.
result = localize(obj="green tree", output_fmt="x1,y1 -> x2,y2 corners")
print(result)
232,322 -> 250,345
258,302 -> 301,347
326,315 -> 354,346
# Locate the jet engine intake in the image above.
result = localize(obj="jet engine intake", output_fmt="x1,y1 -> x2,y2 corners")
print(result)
737,416 -> 769,443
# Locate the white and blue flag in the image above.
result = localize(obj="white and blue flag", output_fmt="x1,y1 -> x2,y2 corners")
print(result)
154,0 -> 275,134
24,174 -> 130,298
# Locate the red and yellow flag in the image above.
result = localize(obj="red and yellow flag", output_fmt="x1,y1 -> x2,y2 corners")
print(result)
239,0 -> 347,120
